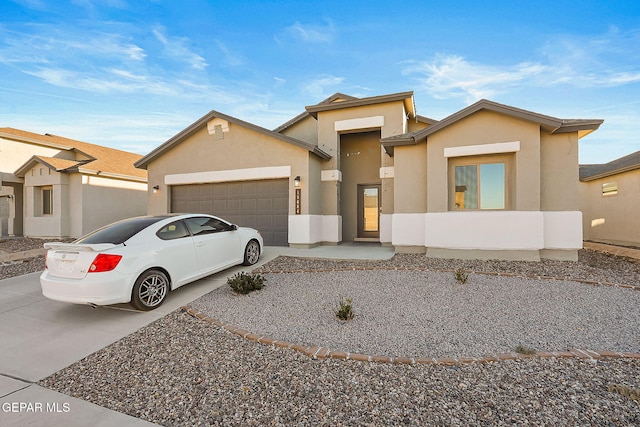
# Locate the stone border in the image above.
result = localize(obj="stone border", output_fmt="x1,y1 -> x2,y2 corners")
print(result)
182,266 -> 640,365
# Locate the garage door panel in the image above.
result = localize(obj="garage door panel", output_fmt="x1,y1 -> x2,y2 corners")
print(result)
171,179 -> 289,246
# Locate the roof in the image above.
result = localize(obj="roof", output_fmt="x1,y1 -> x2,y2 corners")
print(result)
380,99 -> 604,154
1,127 -> 147,181
135,110 -> 331,169
579,150 -> 640,181
305,91 -> 415,119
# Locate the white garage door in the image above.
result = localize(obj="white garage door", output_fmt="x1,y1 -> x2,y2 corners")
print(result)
171,179 -> 289,246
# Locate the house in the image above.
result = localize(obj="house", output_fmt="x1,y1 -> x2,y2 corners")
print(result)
579,150 -> 640,247
135,91 -> 603,261
0,128 -> 147,238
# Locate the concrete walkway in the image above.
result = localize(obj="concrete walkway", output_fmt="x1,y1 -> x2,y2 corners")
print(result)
0,246 -> 293,427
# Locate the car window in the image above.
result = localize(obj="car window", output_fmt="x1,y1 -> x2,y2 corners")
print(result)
76,216 -> 166,244
184,217 -> 234,236
156,220 -> 190,241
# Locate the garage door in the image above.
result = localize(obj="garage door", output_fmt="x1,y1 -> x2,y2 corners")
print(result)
171,179 -> 289,246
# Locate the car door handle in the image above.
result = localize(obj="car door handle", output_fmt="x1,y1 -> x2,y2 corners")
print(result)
196,242 -> 205,247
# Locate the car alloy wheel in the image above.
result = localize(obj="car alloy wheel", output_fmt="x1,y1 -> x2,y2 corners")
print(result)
131,269 -> 169,311
242,240 -> 260,266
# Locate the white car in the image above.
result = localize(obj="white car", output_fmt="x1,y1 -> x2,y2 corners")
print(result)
40,214 -> 263,310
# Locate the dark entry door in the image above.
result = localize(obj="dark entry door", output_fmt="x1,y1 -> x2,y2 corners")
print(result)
357,184 -> 381,239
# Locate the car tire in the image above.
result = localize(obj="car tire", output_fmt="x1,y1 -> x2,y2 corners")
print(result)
130,269 -> 169,311
242,240 -> 260,266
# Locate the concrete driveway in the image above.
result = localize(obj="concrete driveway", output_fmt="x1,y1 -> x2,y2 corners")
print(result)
0,246 -> 292,426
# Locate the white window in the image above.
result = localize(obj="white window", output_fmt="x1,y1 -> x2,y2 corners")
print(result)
449,154 -> 512,210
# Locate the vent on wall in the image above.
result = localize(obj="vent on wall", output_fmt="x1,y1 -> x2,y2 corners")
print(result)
207,118 -> 230,140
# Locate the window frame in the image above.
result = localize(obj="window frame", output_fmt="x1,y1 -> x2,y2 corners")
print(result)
448,153 -> 513,211
41,186 -> 53,216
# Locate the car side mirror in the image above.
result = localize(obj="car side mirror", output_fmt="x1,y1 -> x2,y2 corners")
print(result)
232,224 -> 238,231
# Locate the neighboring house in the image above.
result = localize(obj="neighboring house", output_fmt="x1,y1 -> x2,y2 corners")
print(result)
0,128 -> 147,238
135,91 -> 602,261
579,150 -> 640,247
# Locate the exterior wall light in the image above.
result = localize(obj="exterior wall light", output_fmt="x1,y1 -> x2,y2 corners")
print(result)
152,185 -> 160,193
294,176 -> 301,188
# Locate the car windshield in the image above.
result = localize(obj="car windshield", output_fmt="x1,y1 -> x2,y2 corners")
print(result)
75,217 -> 167,244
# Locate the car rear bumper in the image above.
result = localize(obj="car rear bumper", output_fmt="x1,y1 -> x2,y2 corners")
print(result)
40,270 -> 133,306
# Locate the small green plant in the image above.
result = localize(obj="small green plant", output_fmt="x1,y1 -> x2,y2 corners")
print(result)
515,345 -> 536,355
608,383 -> 640,402
454,267 -> 469,284
228,272 -> 266,294
334,295 -> 355,321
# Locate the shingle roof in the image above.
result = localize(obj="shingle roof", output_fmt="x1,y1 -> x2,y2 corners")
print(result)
579,150 -> 640,181
1,127 -> 147,181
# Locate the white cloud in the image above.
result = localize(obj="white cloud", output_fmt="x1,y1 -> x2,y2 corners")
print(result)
152,28 -> 207,70
285,19 -> 335,43
403,55 -> 549,102
303,75 -> 345,100
214,40 -> 244,67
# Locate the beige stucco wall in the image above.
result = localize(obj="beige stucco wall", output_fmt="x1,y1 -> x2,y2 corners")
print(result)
145,124 -> 312,216
22,164 -> 147,238
0,138 -> 67,175
23,166 -> 69,237
393,142 -> 428,213
580,169 -> 640,246
278,114 -> 318,145
415,111 -> 542,213
540,132 -> 580,211
80,175 -> 147,236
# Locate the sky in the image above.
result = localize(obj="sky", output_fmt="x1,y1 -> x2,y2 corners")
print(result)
1,0 -> 639,164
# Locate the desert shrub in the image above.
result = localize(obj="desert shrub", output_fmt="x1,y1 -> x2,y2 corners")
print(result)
454,267 -> 469,284
335,295 -> 355,321
228,272 -> 266,294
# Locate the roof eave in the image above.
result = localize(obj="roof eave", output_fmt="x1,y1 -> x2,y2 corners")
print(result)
305,91 -> 414,118
580,164 -> 640,182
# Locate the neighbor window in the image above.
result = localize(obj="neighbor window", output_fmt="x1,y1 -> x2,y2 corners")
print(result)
42,186 -> 53,215
602,182 -> 618,196
450,155 -> 511,210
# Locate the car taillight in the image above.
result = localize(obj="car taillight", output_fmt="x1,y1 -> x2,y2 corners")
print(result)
44,255 -> 48,270
89,254 -> 123,273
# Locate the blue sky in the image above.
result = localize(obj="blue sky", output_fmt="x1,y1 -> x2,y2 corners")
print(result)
1,0 -> 639,164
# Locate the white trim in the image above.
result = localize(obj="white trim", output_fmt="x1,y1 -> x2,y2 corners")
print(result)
424,211 -> 543,250
321,170 -> 342,182
335,116 -> 384,132
379,166 -> 394,179
444,141 -> 520,158
288,215 -> 342,244
391,213 -> 426,246
380,214 -> 393,243
207,118 -> 230,134
165,166 -> 291,185
543,211 -> 582,249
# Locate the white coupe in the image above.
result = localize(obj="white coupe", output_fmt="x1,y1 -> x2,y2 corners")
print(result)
40,214 -> 263,310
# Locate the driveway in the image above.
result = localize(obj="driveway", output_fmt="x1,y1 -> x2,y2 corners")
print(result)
0,247 -> 292,426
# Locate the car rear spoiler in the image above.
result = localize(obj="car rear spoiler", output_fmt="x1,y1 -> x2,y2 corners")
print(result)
43,242 -> 118,252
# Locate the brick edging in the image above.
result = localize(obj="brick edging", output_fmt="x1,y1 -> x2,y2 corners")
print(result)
181,305 -> 640,365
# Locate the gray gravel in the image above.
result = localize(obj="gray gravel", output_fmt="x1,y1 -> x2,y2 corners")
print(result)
34,249 -> 640,426
191,269 -> 640,359
40,311 -> 640,426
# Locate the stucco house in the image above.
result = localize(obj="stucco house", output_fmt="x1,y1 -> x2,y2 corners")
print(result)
579,150 -> 640,247
135,91 -> 602,261
0,128 -> 147,238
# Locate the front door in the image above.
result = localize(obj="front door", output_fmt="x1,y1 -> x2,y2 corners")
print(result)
357,184 -> 381,239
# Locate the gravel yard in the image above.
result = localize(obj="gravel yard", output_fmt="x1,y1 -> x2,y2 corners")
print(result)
24,244 -> 639,426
